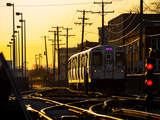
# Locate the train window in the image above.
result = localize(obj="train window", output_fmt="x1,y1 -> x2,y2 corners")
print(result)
107,54 -> 111,59
116,52 -> 125,66
92,52 -> 102,66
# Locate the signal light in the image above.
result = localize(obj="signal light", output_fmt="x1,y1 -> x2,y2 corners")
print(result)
146,80 -> 153,86
146,64 -> 153,70
49,73 -> 51,76
56,74 -> 58,76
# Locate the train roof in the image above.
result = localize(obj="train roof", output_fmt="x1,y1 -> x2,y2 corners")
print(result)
68,44 -> 123,60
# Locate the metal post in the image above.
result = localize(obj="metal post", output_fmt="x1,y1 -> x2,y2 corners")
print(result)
12,3 -> 16,76
66,29 -> 68,83
44,36 -> 49,80
18,31 -> 20,77
21,14 -> 24,77
24,20 -> 26,77
84,66 -> 88,95
139,0 -> 143,73
15,35 -> 17,76
102,0 -> 104,45
15,31 -> 20,77
54,31 -> 56,83
57,27 -> 60,84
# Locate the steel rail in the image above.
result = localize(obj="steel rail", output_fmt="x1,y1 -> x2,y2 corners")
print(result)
113,108 -> 160,120
31,95 -> 124,119
26,104 -> 53,120
89,102 -> 124,120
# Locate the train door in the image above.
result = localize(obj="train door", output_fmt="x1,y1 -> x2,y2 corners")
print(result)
104,52 -> 114,79
92,51 -> 103,79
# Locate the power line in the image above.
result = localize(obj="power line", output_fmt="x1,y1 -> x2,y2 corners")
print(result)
108,23 -> 140,42
67,12 -> 77,27
143,19 -> 160,23
108,13 -> 133,26
143,1 -> 160,14
120,37 -> 140,47
0,2 -> 93,7
106,14 -> 138,34
146,33 -> 160,37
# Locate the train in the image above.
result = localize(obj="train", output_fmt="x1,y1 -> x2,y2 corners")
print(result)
67,45 -> 126,93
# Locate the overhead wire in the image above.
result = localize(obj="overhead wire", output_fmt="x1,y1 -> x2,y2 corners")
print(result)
104,0 -> 129,25
143,1 -> 160,14
120,37 -> 140,47
108,13 -> 133,26
108,23 -> 140,42
0,2 -> 93,7
144,19 -> 160,22
145,33 -> 160,37
106,13 -> 138,34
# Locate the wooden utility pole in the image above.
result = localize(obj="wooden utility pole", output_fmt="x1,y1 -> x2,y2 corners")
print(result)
74,10 -> 92,51
60,27 -> 75,82
42,36 -> 49,76
52,26 -> 63,85
48,31 -> 57,83
93,0 -> 113,44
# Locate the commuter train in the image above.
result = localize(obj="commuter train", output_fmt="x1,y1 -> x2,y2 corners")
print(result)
67,45 -> 126,93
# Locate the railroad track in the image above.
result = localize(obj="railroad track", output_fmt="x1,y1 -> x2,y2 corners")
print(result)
9,87 -> 160,119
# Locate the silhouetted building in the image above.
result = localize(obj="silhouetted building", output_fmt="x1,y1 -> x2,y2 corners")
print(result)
99,13 -> 160,74
77,40 -> 100,52
98,26 -> 108,44
59,47 -> 78,80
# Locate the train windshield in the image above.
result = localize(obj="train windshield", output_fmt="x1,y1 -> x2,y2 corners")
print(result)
92,52 -> 102,66
116,52 -> 125,66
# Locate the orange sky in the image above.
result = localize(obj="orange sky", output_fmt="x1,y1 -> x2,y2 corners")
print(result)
0,0 -> 146,69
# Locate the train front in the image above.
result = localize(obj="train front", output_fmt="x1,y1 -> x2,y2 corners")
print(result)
90,45 -> 126,93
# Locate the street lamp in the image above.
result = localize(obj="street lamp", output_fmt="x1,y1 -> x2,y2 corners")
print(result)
16,12 -> 24,77
14,31 -> 20,77
7,45 -> 12,60
19,19 -> 27,77
6,3 -> 16,76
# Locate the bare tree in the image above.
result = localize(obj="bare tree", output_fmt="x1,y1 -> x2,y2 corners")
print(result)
120,0 -> 160,14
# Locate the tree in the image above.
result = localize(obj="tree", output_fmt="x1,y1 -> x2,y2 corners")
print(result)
120,0 -> 160,14
27,66 -> 48,78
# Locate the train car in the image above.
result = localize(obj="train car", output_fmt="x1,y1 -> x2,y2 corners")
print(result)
67,45 -> 126,93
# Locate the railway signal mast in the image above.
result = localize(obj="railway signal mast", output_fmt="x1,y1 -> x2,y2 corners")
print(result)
145,48 -> 154,110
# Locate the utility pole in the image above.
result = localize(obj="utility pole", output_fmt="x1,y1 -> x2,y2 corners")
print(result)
52,26 -> 63,85
41,36 -> 49,81
139,0 -> 143,74
48,31 -> 57,82
93,0 -> 114,44
74,10 -> 92,51
60,27 -> 75,82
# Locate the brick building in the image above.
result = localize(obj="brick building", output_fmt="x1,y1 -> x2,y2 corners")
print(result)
99,13 -> 160,74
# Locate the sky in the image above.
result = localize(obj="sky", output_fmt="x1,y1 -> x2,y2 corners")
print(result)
0,0 -> 149,69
